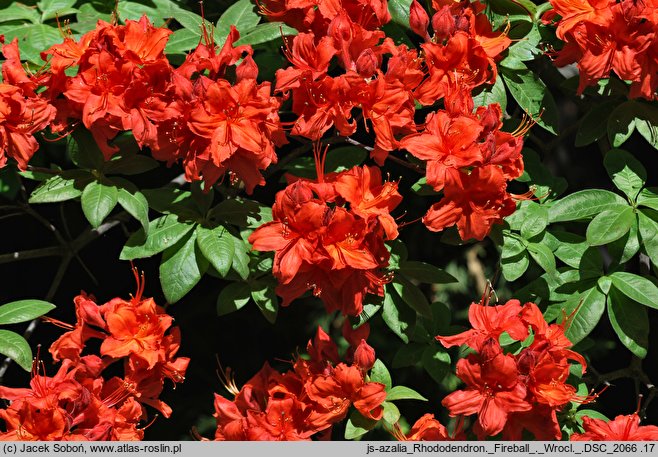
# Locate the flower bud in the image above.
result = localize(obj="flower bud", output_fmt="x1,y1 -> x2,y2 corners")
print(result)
356,49 -> 378,78
353,340 -> 376,371
432,6 -> 456,41
409,0 -> 431,41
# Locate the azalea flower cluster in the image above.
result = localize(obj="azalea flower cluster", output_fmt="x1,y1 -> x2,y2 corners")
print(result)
401,91 -> 525,241
249,151 -> 402,316
212,324 -> 386,440
437,298 -> 588,440
545,0 -> 658,100
1,17 -> 286,193
0,38 -> 56,170
0,272 -> 188,440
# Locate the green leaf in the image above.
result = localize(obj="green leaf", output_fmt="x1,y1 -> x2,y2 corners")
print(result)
548,189 -> 627,222
0,300 -> 55,325
142,188 -> 201,219
0,3 -> 40,24
234,22 -> 298,46
398,261 -> 457,284
585,206 -> 634,246
561,286 -> 606,345
603,149 -> 647,200
472,75 -> 507,112
196,225 -> 234,277
0,23 -> 62,64
159,231 -> 207,303
392,342 -> 426,368
502,233 -> 526,259
28,173 -> 91,203
165,28 -> 201,54
120,215 -> 195,260
607,101 -> 638,147
117,187 -> 150,234
370,359 -> 392,390
37,0 -> 77,21
344,410 -> 377,440
638,210 -> 658,267
607,287 -> 649,358
527,242 -> 556,273
520,202 -> 549,239
608,216 -> 640,264
609,272 -> 658,310
231,236 -> 251,280
0,330 -> 32,371
501,251 -> 529,282
421,346 -> 451,384
575,100 -> 617,147
250,282 -> 278,324
388,0 -> 412,29
81,180 -> 118,228
104,154 -> 159,176
501,66 -> 559,134
410,176 -> 438,196
637,188 -> 658,212
385,385 -> 428,402
391,275 -> 432,319
382,287 -> 415,343
116,2 -> 164,23
69,129 -> 104,170
217,282 -> 251,316
211,198 -> 272,228
381,401 -> 400,425
215,0 -> 260,39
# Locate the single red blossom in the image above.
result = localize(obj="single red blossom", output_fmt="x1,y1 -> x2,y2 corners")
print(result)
436,299 -> 528,350
442,340 -> 532,437
423,166 -> 516,241
571,413 -> 658,441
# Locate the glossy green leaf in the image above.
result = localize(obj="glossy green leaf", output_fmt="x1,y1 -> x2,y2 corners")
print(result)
231,236 -> 251,280
501,250 -> 530,282
520,202 -> 549,239
391,275 -> 432,319
398,261 -> 457,284
388,0 -> 412,28
159,231 -> 208,303
344,410 -> 377,440
638,210 -> 658,267
196,225 -> 234,277
575,100 -> 617,147
527,242 -> 556,273
603,149 -> 646,200
385,385 -> 428,402
217,282 -> 251,316
609,272 -> 658,310
561,286 -> 606,345
607,287 -> 649,358
216,0 -> 260,39
81,180 -> 118,228
0,330 -> 32,371
585,206 -> 634,246
250,282 -> 278,324
548,189 -> 627,222
370,359 -> 392,390
29,173 -> 92,203
234,22 -> 298,46
0,300 -> 55,325
382,287 -> 415,343
502,67 -> 559,134
607,101 -> 639,147
117,188 -> 150,234
120,215 -> 195,260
